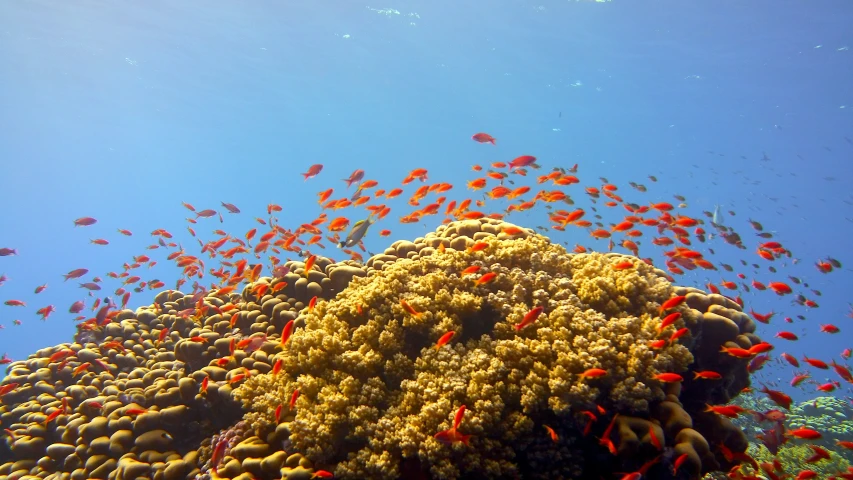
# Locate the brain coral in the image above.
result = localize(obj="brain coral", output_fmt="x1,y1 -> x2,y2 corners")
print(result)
0,219 -> 762,480
234,219 -> 758,480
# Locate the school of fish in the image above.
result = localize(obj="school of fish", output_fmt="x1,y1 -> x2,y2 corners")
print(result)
1,131 -> 852,480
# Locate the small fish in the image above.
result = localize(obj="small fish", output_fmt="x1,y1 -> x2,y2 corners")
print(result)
343,169 -> 365,188
471,132 -> 496,145
279,320 -> 295,346
400,299 -> 422,317
785,427 -> 821,440
705,404 -> 745,418
73,217 -> 97,227
508,155 -> 537,169
0,248 -> 17,256
289,389 -> 300,409
659,295 -> 686,314
434,331 -> 455,350
302,255 -> 317,277
63,268 -> 89,281
220,202 -> 240,214
579,368 -> 608,380
543,425 -> 559,443
474,272 -> 497,286
302,164 -> 323,180
515,306 -> 543,331
339,217 -> 376,248
760,386 -> 792,410
652,373 -> 683,383
711,205 -> 724,226
693,370 -> 722,380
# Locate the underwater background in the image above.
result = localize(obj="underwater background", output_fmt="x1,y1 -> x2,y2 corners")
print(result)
1,1 -> 852,479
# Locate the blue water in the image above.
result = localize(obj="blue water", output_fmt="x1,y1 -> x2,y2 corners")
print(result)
1,0 -> 852,408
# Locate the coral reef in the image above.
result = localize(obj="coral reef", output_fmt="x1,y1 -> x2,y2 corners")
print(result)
749,442 -> 851,478
786,396 -> 853,448
0,219 -> 764,480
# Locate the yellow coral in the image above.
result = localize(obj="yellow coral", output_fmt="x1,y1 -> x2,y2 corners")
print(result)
234,227 -> 694,479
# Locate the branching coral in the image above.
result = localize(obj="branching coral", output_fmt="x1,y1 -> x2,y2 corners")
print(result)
235,221 -> 716,479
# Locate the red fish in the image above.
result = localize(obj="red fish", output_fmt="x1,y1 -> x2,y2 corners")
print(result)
508,155 -> 537,170
760,386 -> 792,410
768,282 -> 792,295
659,295 -> 686,314
343,169 -> 365,188
515,306 -> 543,331
435,331 -> 455,350
63,269 -> 89,281
302,164 -> 323,180
820,324 -> 839,334
802,356 -> 829,369
781,352 -> 799,367
474,272 -> 497,285
400,300 -> 422,317
775,331 -> 798,341
579,368 -> 608,379
653,373 -> 683,383
693,370 -> 722,380
36,305 -> 55,320
785,427 -> 821,440
279,320 -> 295,346
220,202 -> 240,214
471,132 -> 496,145
73,217 -> 97,227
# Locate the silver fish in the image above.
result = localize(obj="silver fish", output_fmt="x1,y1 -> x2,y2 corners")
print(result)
712,205 -> 724,226
339,216 -> 376,248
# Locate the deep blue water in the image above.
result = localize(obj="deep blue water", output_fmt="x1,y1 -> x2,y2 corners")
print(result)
1,0 -> 852,405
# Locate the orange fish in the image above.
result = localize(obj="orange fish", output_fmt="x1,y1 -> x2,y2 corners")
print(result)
400,299 -> 422,317
471,132 -> 496,145
579,368 -> 608,379
467,241 -> 489,253
704,404 -> 745,418
73,217 -> 97,227
508,155 -> 537,169
280,320 -> 295,346
435,331 -> 455,350
776,331 -> 798,341
653,373 -> 683,383
303,255 -> 317,277
543,425 -> 559,443
0,383 -> 19,396
720,345 -> 754,358
343,169 -> 365,188
515,306 -> 543,331
785,427 -> 821,440
289,389 -> 300,409
760,386 -> 792,409
693,370 -> 723,380
43,409 -> 63,425
302,164 -> 323,180
474,272 -> 497,286
659,295 -> 686,314
768,281 -> 792,295
657,312 -> 681,332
